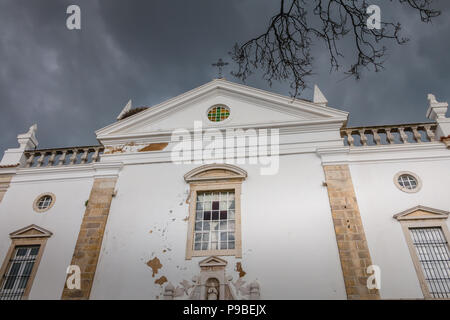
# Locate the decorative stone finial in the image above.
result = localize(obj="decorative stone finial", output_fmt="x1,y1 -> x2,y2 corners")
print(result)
0,124 -> 39,167
17,124 -> 38,150
313,85 -> 328,106
427,93 -> 438,105
426,93 -> 448,120
426,93 -> 450,140
27,124 -> 37,135
117,99 -> 132,120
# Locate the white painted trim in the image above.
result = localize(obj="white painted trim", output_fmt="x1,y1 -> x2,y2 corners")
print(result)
95,79 -> 348,138
9,162 -> 123,184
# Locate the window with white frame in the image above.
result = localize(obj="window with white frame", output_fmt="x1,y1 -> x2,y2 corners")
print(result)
0,245 -> 40,300
409,227 -> 450,298
33,193 -> 55,213
194,191 -> 236,251
394,172 -> 422,193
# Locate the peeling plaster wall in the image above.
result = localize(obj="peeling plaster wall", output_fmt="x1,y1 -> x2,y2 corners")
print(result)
90,154 -> 347,299
0,177 -> 94,299
349,159 -> 450,299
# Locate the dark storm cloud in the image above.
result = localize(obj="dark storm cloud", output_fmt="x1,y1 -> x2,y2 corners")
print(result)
0,0 -> 449,154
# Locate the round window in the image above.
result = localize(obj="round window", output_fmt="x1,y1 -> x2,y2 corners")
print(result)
33,193 -> 55,212
394,172 -> 422,193
207,105 -> 230,122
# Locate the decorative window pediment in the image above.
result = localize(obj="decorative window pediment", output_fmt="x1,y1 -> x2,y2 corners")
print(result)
199,256 -> 228,269
9,224 -> 53,239
184,164 -> 247,183
393,205 -> 449,221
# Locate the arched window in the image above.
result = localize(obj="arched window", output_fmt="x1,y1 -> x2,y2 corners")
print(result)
184,164 -> 247,259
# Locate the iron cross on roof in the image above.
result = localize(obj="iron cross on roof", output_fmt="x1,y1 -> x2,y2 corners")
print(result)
212,58 -> 229,79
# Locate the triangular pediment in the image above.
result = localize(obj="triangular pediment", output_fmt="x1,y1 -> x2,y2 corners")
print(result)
96,79 -> 348,143
199,256 -> 228,268
9,224 -> 53,239
394,206 -> 449,221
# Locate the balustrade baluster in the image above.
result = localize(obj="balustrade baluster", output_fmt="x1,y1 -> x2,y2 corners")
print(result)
359,130 -> 368,146
373,129 -> 381,145
424,125 -> 435,142
25,153 -> 35,168
37,153 -> 45,167
80,149 -> 89,164
58,151 -> 67,166
411,126 -> 422,143
69,150 -> 78,165
92,148 -> 100,162
48,151 -> 56,166
398,128 -> 409,144
345,130 -> 354,146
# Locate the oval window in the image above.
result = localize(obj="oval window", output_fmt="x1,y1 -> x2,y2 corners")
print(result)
207,105 -> 230,122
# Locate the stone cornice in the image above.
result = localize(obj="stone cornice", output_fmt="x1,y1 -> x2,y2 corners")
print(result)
317,142 -> 450,165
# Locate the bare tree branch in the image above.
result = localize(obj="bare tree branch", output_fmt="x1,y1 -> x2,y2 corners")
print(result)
230,0 -> 440,97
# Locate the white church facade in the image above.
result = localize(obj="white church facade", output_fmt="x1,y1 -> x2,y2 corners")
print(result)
0,79 -> 449,300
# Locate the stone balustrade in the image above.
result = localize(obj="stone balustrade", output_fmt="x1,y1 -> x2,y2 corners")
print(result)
341,123 -> 437,147
23,146 -> 104,168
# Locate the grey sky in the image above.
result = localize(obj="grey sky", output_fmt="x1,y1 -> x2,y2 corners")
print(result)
1,0 -> 449,154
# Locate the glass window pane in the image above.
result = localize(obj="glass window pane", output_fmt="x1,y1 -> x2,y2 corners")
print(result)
194,191 -> 236,253
16,248 -> 27,257
220,232 -> 228,241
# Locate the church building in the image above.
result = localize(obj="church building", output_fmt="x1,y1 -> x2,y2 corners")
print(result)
0,79 -> 449,300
